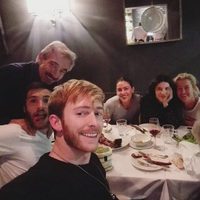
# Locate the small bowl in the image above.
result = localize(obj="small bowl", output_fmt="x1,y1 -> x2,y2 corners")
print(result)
95,146 -> 113,171
131,134 -> 151,147
95,146 -> 112,158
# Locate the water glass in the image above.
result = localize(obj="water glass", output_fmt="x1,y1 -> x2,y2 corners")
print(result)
163,124 -> 174,144
149,117 -> 160,126
116,119 -> 127,137
103,109 -> 111,129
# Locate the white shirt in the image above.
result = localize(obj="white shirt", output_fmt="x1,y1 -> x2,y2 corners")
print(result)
0,124 -> 52,187
184,97 -> 200,123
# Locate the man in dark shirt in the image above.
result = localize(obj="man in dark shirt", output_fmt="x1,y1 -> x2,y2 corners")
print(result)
0,79 -> 118,200
0,41 -> 76,124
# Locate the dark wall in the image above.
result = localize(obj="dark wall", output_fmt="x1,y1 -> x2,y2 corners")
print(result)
0,0 -> 199,94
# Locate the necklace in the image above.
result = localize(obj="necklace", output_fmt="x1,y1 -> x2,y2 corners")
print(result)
50,150 -> 118,199
75,162 -> 118,200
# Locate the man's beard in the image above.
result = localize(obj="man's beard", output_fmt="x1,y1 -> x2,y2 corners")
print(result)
25,109 -> 48,130
61,121 -> 101,151
62,123 -> 79,148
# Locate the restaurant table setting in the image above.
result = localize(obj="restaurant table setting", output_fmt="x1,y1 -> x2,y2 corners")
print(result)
100,124 -> 200,200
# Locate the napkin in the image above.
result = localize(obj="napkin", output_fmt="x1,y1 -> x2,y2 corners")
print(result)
178,141 -> 200,178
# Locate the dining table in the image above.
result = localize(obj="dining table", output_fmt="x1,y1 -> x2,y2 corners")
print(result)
103,124 -> 200,200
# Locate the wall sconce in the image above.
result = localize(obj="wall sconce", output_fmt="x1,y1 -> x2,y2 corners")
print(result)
26,0 -> 70,26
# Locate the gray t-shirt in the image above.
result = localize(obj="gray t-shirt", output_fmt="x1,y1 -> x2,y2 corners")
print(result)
104,94 -> 141,124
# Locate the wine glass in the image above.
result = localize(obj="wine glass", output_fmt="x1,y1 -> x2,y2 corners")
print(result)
149,117 -> 161,148
192,120 -> 200,157
103,109 -> 111,131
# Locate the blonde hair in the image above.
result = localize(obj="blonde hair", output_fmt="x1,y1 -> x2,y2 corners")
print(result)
36,41 -> 77,71
48,79 -> 105,118
174,72 -> 200,97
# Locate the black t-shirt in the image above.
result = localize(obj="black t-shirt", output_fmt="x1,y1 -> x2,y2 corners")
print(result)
0,153 -> 118,200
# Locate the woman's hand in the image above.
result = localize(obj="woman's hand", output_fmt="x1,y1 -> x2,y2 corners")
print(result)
162,89 -> 173,108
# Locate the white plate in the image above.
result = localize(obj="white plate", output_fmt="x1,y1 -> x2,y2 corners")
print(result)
131,134 -> 152,146
129,140 -> 154,150
131,157 -> 162,171
103,134 -> 131,151
112,136 -> 130,151
103,125 -> 132,150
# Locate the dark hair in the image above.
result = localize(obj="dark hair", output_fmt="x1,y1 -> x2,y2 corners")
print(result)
26,82 -> 52,94
116,76 -> 133,88
148,74 -> 177,98
24,82 -> 52,103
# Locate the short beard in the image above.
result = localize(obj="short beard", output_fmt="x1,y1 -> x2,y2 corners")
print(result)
24,109 -> 48,130
62,122 -> 79,148
24,109 -> 35,130
61,121 -> 100,152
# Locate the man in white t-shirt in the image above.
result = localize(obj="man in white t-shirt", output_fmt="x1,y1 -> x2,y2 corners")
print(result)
0,82 -> 53,187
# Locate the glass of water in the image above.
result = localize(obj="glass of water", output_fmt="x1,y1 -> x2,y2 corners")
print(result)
162,124 -> 174,144
116,119 -> 127,137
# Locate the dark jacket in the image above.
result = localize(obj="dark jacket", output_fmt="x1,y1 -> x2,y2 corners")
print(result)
140,95 -> 184,128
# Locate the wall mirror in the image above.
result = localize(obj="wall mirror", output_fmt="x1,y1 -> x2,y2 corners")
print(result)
124,0 -> 182,45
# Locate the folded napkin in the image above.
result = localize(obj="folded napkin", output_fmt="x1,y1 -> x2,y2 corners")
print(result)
178,141 -> 200,178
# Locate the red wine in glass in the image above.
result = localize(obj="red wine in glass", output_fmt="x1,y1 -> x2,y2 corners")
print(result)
150,129 -> 160,137
149,128 -> 160,148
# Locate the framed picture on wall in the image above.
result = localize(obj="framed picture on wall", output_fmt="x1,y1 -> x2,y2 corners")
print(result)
124,0 -> 182,45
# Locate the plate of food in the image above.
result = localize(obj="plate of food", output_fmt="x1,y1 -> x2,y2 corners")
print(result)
129,140 -> 154,150
173,127 -> 197,144
99,133 -> 130,150
131,156 -> 162,171
131,151 -> 171,171
113,137 -> 130,150
129,133 -> 153,150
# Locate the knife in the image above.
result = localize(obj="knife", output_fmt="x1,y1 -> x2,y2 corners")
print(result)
145,157 -> 171,166
138,151 -> 168,159
131,125 -> 147,134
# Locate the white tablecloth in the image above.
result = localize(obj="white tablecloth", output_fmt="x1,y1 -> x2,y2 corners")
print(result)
105,125 -> 200,200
